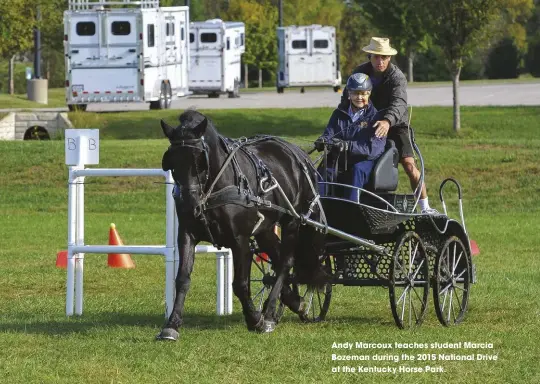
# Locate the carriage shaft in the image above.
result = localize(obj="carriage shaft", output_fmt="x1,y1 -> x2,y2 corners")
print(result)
302,216 -> 389,255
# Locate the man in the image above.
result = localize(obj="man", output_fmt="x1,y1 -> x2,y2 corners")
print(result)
339,37 -> 437,214
315,73 -> 385,201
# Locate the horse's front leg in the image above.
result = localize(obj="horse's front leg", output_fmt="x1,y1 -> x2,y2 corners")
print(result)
157,230 -> 195,341
230,238 -> 266,332
260,222 -> 298,333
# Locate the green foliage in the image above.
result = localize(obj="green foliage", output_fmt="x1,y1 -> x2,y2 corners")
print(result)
486,38 -> 520,78
338,3 -> 377,76
225,0 -> 277,70
0,0 -> 35,59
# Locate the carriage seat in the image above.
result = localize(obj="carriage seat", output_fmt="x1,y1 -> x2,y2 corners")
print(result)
364,139 -> 399,193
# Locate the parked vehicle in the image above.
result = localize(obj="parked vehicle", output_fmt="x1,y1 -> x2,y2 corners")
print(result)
276,25 -> 341,93
189,19 -> 245,98
64,0 -> 190,111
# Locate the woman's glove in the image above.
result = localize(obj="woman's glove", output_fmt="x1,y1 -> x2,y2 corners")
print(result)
330,138 -> 347,153
314,137 -> 326,151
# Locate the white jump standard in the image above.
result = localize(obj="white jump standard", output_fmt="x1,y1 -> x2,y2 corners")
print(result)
64,129 -> 233,318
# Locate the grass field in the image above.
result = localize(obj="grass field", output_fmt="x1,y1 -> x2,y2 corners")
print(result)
1,106 -> 539,383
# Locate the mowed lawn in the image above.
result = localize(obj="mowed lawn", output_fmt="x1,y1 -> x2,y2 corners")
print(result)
0,107 -> 539,384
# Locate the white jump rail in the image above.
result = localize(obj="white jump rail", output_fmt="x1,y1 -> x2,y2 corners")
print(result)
64,130 -> 233,319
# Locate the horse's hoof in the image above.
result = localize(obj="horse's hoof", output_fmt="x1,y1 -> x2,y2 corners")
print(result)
258,320 -> 276,334
298,300 -> 310,322
247,314 -> 264,332
156,328 -> 179,341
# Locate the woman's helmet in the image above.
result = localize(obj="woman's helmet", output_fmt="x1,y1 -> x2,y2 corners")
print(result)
346,73 -> 372,92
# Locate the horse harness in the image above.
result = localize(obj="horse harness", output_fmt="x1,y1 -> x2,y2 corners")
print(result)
168,135 -> 322,246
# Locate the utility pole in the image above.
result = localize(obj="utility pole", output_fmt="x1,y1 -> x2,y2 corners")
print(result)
34,6 -> 42,79
278,0 -> 283,27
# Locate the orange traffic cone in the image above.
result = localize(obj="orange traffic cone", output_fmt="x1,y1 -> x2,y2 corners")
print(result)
56,250 -> 68,269
470,239 -> 480,256
107,223 -> 135,268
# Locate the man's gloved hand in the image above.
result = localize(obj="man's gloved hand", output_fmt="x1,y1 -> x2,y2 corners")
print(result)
330,137 -> 346,153
314,137 -> 326,152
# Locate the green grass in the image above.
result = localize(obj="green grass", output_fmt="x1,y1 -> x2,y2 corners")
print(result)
1,107 -> 539,383
0,88 -> 66,109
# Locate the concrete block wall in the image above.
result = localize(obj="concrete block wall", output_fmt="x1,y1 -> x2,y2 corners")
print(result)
0,112 -> 73,140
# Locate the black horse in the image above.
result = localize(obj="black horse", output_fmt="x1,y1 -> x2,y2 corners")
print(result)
157,110 -> 326,341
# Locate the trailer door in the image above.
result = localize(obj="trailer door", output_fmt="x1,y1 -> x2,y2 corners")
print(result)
287,28 -> 310,85
189,27 -> 222,91
66,11 -> 141,102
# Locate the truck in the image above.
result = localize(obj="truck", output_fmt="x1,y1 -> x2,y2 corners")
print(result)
64,0 -> 190,111
276,25 -> 341,93
189,19 -> 245,98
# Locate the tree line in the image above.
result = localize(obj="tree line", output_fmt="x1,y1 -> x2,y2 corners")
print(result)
1,0 -> 539,129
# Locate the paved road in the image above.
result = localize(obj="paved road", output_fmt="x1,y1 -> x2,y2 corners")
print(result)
1,82 -> 538,113
89,82 -> 540,112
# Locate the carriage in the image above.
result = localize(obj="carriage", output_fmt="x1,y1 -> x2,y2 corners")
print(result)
159,110 -> 477,341
250,137 -> 477,329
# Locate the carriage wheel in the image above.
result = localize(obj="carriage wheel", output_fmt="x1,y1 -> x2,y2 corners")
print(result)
389,231 -> 430,329
433,236 -> 471,326
293,256 -> 333,323
250,252 -> 286,323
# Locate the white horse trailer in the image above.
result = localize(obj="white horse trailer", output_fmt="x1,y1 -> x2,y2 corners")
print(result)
276,25 -> 341,93
189,19 -> 245,98
64,0 -> 190,111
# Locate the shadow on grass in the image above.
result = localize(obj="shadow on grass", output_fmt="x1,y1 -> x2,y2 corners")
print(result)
69,108 -> 329,140
0,311 -> 246,336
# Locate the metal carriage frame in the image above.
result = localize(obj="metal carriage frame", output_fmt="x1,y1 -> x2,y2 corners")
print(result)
249,141 -> 477,329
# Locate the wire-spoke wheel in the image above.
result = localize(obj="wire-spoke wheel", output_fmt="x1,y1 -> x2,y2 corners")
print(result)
293,256 -> 333,323
434,236 -> 471,326
389,231 -> 430,329
250,252 -> 286,323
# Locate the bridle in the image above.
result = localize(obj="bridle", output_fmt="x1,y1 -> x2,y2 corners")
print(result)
168,136 -> 211,207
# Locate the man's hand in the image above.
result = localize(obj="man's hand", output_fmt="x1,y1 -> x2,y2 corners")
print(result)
373,120 -> 390,138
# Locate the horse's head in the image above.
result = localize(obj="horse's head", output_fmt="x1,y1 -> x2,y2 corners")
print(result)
161,110 -> 211,211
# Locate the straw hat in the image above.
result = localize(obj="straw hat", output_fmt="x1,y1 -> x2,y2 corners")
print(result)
362,37 -> 398,56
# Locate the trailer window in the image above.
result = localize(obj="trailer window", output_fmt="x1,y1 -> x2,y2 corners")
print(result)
76,22 -> 96,36
166,22 -> 175,36
201,33 -> 218,43
147,24 -> 155,47
181,27 -> 185,41
190,33 -> 194,43
292,40 -> 307,49
240,33 -> 245,46
112,21 -> 131,36
314,39 -> 329,49
226,37 -> 230,50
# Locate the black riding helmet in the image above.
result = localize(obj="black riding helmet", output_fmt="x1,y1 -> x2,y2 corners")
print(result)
346,73 -> 373,92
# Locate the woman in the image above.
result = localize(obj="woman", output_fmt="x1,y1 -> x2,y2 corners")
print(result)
315,72 -> 386,201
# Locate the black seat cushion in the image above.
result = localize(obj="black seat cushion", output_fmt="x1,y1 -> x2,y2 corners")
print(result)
364,140 -> 399,192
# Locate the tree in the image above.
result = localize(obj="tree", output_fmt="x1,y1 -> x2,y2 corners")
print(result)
339,3 -> 378,76
422,0 -> 505,132
0,0 -> 35,94
354,0 -> 431,82
225,0 -> 277,87
281,0 -> 344,26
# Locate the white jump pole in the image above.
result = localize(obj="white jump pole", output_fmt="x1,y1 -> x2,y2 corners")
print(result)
64,129 -> 233,318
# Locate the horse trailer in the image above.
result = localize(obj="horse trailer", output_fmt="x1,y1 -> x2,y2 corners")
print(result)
64,0 -> 190,111
189,19 -> 245,98
276,25 -> 341,93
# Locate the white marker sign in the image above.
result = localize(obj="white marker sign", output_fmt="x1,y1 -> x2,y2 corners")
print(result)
65,129 -> 100,165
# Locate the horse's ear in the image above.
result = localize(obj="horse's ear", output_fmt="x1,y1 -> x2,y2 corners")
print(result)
193,117 -> 208,137
161,119 -> 175,139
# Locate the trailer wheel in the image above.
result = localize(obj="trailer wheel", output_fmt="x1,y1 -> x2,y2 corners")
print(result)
300,87 -> 305,94
68,104 -> 87,112
333,86 -> 341,93
228,79 -> 240,98
277,87 -> 284,94
160,81 -> 172,109
208,92 -> 220,98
